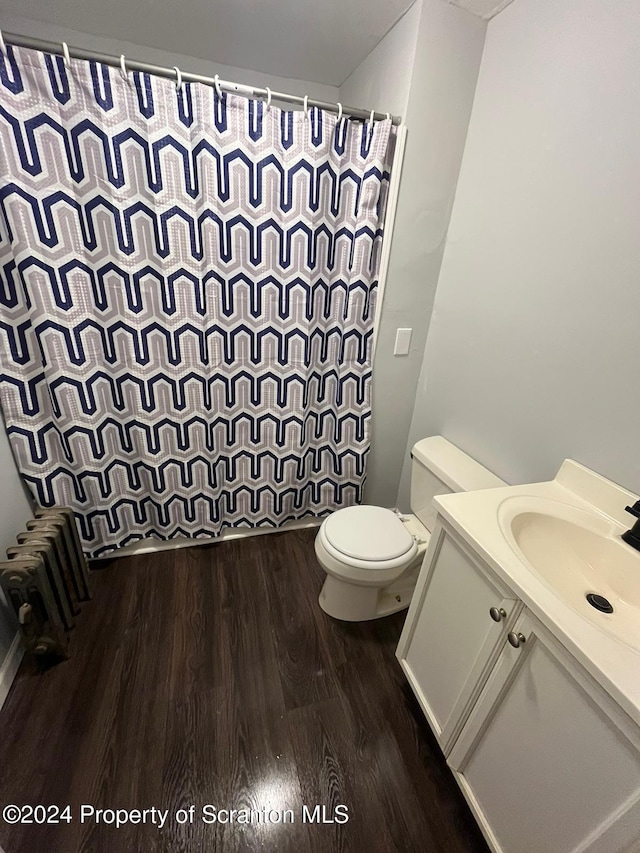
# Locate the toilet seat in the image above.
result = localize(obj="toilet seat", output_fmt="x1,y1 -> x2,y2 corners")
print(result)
319,506 -> 418,571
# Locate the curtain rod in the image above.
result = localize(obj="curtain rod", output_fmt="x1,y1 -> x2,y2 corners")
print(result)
1,31 -> 402,126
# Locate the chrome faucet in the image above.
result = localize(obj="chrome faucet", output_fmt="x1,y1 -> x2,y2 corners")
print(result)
622,500 -> 640,552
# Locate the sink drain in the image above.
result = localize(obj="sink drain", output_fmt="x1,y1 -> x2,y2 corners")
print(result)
586,593 -> 614,614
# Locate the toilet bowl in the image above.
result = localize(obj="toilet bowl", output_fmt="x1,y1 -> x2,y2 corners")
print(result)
315,436 -> 506,621
316,506 -> 429,621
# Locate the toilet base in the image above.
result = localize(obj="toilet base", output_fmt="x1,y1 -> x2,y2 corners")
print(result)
318,569 -> 419,622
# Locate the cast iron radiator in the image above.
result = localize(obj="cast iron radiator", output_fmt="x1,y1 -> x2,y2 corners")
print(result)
0,508 -> 91,659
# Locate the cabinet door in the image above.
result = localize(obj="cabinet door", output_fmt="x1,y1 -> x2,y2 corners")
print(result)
396,523 -> 521,753
448,612 -> 640,853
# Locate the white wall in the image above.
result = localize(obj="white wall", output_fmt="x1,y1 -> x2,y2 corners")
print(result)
340,0 -> 421,118
399,0 -> 640,506
349,0 -> 486,507
0,422 -> 33,557
1,0 -> 415,88
1,14 -> 339,102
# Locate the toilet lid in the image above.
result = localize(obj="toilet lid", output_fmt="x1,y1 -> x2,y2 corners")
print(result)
323,506 -> 415,562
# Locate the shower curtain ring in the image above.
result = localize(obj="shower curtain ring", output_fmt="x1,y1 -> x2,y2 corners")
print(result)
303,94 -> 309,118
173,66 -> 182,91
386,112 -> 391,121
120,54 -> 131,85
62,41 -> 71,69
214,74 -> 222,98
265,86 -> 271,110
336,102 -> 343,123
0,30 -> 6,56
369,109 -> 375,127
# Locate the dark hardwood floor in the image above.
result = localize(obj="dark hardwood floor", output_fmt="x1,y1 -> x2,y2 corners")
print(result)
0,528 -> 489,853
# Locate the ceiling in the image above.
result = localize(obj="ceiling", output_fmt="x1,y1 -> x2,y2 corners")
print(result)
448,0 -> 516,20
2,0 -> 515,87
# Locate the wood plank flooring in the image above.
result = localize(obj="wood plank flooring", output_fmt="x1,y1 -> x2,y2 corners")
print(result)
0,528 -> 489,853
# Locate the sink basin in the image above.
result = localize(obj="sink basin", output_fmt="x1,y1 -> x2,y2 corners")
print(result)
498,496 -> 640,650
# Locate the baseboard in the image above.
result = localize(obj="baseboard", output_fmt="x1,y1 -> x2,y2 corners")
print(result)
0,632 -> 24,711
95,517 -> 323,560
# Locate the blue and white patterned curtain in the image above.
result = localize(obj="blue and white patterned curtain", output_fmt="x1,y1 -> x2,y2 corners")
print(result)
0,46 -> 395,557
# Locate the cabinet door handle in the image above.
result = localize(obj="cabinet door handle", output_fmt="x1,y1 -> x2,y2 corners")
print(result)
489,606 -> 507,622
507,631 -> 526,648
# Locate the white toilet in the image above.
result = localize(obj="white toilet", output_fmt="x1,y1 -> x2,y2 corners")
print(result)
316,436 -> 506,621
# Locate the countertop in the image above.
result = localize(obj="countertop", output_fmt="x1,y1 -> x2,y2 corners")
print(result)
433,459 -> 640,729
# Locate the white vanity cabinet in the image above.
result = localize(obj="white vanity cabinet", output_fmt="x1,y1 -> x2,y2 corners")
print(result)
398,520 -> 640,853
397,522 -> 522,752
449,610 -> 640,853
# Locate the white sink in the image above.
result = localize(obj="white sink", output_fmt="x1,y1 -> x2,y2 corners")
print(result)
498,496 -> 640,650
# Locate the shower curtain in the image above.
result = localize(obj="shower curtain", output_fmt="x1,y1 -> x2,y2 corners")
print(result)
0,45 -> 395,557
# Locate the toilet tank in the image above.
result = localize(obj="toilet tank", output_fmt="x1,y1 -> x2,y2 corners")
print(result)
410,436 -> 506,533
